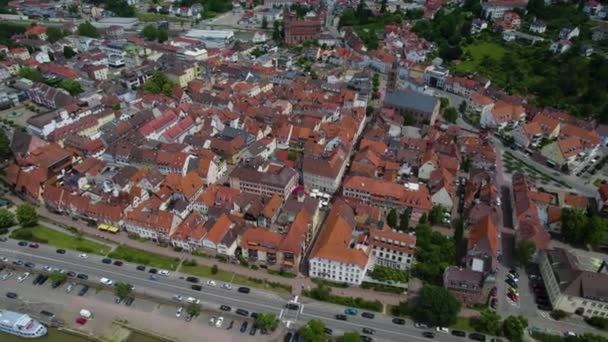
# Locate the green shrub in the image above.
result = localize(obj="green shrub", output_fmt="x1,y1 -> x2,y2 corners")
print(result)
182,259 -> 197,267
267,269 -> 297,278
76,246 -> 93,253
211,264 -> 218,274
173,246 -> 183,252
586,316 -> 608,330
550,310 -> 568,321
361,282 -> 404,294
303,286 -> 383,312
311,278 -> 349,288
215,255 -> 227,262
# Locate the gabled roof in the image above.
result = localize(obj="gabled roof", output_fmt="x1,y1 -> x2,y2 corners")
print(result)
467,215 -> 498,257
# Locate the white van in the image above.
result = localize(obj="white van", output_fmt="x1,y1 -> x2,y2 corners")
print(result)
186,297 -> 200,304
79,309 -> 92,319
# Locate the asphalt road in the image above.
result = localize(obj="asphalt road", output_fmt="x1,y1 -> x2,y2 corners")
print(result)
0,239 -> 473,342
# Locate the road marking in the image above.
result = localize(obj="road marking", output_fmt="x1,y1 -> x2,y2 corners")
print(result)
0,248 -> 283,312
299,311 -> 432,341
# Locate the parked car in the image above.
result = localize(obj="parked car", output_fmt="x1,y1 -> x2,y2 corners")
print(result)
238,287 -> 250,294
148,268 -> 158,274
361,312 -> 375,319
222,283 -> 232,290
344,308 -> 358,315
206,280 -> 217,286
507,292 -> 518,302
240,322 -> 248,333
415,323 -> 429,329
490,287 -> 497,297
452,330 -> 466,337
236,309 -> 248,316
6,292 -> 18,299
325,327 -> 333,335
56,249 -> 66,254
78,253 -> 88,259
76,273 -> 88,280
124,297 -> 134,306
136,265 -> 146,271
176,307 -> 183,318
215,316 -> 224,328
113,261 -> 123,266
509,269 -> 519,278
99,277 -> 113,285
24,262 -> 35,268
491,298 -> 498,309
436,327 -> 449,334
18,241 -> 27,247
102,258 -> 112,264
469,333 -> 487,341
66,283 -> 75,293
249,325 -> 257,336
158,270 -> 169,276
78,285 -> 89,296
392,318 -> 406,325
220,305 -> 231,312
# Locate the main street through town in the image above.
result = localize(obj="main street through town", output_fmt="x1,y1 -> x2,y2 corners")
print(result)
0,238 -> 470,342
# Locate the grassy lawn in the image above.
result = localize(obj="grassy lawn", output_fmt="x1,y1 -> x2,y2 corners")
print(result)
108,246 -> 179,270
455,42 -> 506,73
180,265 -> 292,294
10,225 -> 110,255
450,317 -> 475,332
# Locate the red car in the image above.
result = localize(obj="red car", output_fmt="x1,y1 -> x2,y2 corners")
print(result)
507,291 -> 518,302
29,243 -> 39,249
491,287 -> 497,297
75,317 -> 87,325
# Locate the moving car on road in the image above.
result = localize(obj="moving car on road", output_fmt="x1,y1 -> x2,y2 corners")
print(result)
344,308 -> 358,315
422,332 -> 435,339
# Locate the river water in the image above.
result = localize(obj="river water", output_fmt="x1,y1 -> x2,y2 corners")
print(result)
1,329 -> 167,342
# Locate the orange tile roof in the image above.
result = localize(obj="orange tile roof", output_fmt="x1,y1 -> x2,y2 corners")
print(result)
171,212 -> 207,241
369,227 -> 416,255
467,215 -> 498,257
343,176 -> 433,211
279,209 -> 310,255
563,193 -> 588,209
240,228 -> 283,252
560,123 -> 600,148
310,201 -> 369,269
557,136 -> 584,158
204,213 -> 234,245
162,171 -> 203,200
262,194 -> 283,219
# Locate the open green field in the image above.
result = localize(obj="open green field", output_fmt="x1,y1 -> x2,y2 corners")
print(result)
108,246 -> 179,270
180,264 -> 292,294
10,225 -> 111,255
455,42 -> 507,73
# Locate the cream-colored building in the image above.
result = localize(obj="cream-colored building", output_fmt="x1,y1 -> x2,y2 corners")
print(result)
539,249 -> 608,317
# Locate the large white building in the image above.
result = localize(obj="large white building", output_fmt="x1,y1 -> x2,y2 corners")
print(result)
309,202 -> 370,285
369,228 -> 416,271
302,147 -> 348,195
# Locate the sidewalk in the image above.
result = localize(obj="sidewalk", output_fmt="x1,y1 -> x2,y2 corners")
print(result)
4,192 -> 405,305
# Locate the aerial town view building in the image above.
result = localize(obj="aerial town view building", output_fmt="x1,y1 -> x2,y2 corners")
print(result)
0,0 -> 608,341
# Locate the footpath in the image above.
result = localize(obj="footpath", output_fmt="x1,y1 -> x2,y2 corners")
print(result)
4,192 -> 405,306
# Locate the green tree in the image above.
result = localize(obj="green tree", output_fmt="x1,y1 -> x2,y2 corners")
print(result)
439,97 -> 450,110
0,208 -> 15,228
586,316 -> 608,330
114,282 -> 133,299
414,223 -> 455,284
157,29 -> 169,43
443,107 -> 458,123
49,271 -> 67,283
337,332 -> 362,342
46,27 -> 68,43
299,319 -> 325,342
59,79 -> 83,95
587,216 -> 608,248
142,25 -> 159,40
458,100 -> 467,114
380,0 -> 387,13
550,310 -> 568,320
16,204 -> 38,227
0,129 -> 10,160
514,240 -> 536,267
18,67 -> 44,82
186,302 -> 202,316
503,315 -> 528,342
261,16 -> 268,29
386,208 -> 397,228
476,309 -> 501,335
255,312 -> 279,331
211,264 -> 218,274
399,208 -> 411,231
428,205 -> 446,225
272,20 -> 282,41
142,72 -> 174,96
78,22 -> 99,38
412,285 -> 460,326
369,265 -> 408,283
561,207 -> 588,244
403,112 -> 415,126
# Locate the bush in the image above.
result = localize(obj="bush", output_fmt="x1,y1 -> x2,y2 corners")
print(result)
550,310 -> 568,321
267,269 -> 297,278
311,278 -> 349,288
586,316 -> 608,330
191,250 -> 212,258
303,285 -> 383,312
173,246 -> 183,252
361,282 -> 404,294
211,264 -> 218,275
67,226 -> 79,234
215,255 -> 227,262
250,265 -> 259,270
0,228 -> 8,235
239,256 -> 249,267
76,246 -> 93,253
182,259 -> 197,267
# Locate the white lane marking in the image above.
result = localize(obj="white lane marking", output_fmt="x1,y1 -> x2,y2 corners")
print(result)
299,311 -> 433,341
0,248 -> 282,312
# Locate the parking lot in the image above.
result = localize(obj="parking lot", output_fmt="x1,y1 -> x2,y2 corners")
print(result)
0,265 -> 273,342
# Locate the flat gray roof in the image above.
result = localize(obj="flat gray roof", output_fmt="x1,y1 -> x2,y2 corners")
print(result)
384,90 -> 439,114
